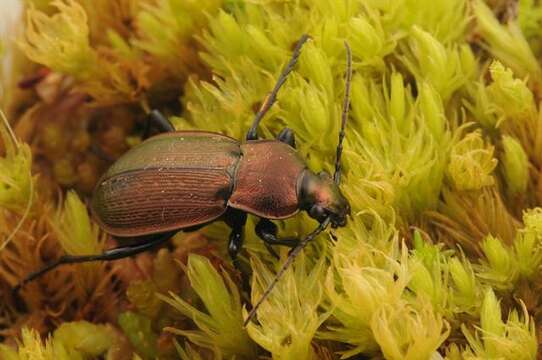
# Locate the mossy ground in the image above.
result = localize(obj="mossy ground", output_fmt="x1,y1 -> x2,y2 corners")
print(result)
1,0 -> 542,359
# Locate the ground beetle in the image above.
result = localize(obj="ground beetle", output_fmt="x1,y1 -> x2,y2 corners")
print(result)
15,35 -> 353,323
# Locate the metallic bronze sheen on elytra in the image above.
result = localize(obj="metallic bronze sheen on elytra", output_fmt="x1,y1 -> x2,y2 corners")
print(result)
92,131 -> 241,236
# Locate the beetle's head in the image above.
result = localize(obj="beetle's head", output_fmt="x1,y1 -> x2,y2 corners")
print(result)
299,170 -> 350,228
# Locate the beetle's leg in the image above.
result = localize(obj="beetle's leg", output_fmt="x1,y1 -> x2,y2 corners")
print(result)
246,35 -> 310,141
143,110 -> 175,138
255,218 -> 299,250
224,209 -> 248,270
89,142 -> 115,162
277,128 -> 296,148
223,209 -> 252,296
13,231 -> 176,296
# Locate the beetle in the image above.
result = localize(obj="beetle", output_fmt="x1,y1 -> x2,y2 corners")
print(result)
14,36 -> 353,322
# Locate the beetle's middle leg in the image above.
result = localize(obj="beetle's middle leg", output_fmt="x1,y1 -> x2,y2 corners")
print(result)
224,208 -> 247,270
223,208 -> 252,296
255,218 -> 299,258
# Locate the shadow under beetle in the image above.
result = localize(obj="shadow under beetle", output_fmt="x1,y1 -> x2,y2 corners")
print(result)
15,35 -> 353,324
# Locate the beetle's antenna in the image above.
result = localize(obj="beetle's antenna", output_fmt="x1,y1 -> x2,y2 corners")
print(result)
333,41 -> 352,185
244,41 -> 352,327
244,217 -> 330,326
246,34 -> 310,141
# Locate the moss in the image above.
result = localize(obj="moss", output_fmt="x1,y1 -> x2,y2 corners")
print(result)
0,322 -> 116,359
3,0 -> 542,359
160,254 -> 257,359
460,289 -> 537,359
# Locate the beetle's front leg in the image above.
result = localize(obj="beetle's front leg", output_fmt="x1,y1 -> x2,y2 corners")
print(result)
255,218 -> 299,255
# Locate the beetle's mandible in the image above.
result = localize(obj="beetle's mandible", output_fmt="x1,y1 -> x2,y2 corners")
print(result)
14,35 -> 353,324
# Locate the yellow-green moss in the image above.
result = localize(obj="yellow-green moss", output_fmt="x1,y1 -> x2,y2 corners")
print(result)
3,0 -> 542,359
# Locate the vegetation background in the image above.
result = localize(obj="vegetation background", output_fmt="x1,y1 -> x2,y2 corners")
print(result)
1,0 -> 542,359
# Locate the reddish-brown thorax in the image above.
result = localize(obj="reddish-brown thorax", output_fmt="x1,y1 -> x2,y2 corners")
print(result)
228,140 -> 306,219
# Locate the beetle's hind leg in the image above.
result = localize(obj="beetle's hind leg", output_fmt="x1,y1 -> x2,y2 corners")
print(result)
255,219 -> 299,259
13,231 -> 177,297
277,128 -> 296,148
143,110 -> 175,138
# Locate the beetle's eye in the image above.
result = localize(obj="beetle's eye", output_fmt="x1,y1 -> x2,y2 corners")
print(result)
309,206 -> 326,221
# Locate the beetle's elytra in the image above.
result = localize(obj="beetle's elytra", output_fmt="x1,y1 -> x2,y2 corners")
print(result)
14,35 -> 353,324
92,131 -> 242,236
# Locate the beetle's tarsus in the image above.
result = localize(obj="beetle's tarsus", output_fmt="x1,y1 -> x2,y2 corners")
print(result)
246,34 -> 310,141
277,128 -> 296,148
263,236 -> 299,248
